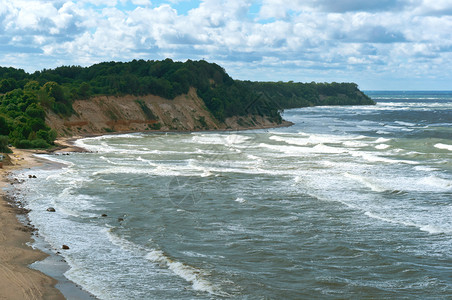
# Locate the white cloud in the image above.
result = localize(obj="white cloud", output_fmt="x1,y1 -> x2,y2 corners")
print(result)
0,0 -> 452,89
79,0 -> 118,6
414,0 -> 452,15
131,0 -> 151,5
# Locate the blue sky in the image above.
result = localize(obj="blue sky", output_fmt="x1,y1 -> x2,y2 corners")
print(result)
1,0 -> 452,90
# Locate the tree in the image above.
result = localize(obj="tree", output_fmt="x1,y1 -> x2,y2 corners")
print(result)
0,115 -> 9,135
24,80 -> 40,91
0,135 -> 11,153
0,79 -> 17,93
78,82 -> 91,99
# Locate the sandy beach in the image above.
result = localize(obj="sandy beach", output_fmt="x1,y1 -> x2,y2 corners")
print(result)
0,149 -> 64,299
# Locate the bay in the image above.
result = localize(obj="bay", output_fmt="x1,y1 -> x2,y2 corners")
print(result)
15,91 -> 452,299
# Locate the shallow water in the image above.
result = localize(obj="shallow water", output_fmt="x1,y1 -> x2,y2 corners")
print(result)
14,91 -> 452,299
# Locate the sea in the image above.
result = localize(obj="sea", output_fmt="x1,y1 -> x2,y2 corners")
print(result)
11,91 -> 452,299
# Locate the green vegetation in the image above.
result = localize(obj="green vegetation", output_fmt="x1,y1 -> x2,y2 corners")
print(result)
0,135 -> 12,153
148,122 -> 162,130
240,81 -> 375,109
0,60 -> 374,149
135,99 -> 157,120
0,73 -> 58,149
197,116 -> 208,128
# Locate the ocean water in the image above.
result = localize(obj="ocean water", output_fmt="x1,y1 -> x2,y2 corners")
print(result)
14,91 -> 452,299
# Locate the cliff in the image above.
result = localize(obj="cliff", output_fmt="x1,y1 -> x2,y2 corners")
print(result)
45,87 -> 291,137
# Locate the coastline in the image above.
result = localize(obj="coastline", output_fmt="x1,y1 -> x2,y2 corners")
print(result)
0,149 -> 95,299
0,149 -> 65,299
0,121 -> 293,299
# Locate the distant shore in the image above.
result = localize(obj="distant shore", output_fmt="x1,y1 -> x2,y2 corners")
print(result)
50,118 -> 294,152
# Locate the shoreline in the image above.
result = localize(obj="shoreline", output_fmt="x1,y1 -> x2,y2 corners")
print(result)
0,149 -> 95,299
0,121 -> 293,299
52,119 -> 294,146
0,150 -> 65,299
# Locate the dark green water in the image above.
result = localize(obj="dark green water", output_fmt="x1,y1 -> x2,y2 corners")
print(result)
15,91 -> 452,299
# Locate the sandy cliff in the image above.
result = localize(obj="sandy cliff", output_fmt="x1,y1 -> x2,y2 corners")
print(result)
46,87 -> 289,137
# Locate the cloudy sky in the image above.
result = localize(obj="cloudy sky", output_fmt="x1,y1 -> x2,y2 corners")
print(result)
1,0 -> 451,90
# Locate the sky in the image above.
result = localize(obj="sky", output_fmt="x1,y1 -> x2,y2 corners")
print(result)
1,0 -> 452,90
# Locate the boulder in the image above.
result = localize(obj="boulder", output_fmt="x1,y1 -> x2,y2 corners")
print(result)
62,245 -> 70,250
47,207 -> 56,212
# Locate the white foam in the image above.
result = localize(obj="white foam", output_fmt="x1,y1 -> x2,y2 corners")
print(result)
259,142 -> 346,155
74,139 -> 116,153
293,176 -> 302,183
269,133 -> 363,147
181,251 -> 225,259
146,250 -> 225,296
418,175 -> 452,191
434,143 -> 452,151
201,169 -> 213,177
313,144 -> 347,154
375,137 -> 391,143
258,143 -> 312,155
365,211 -> 417,228
342,141 -> 369,148
99,156 -> 119,165
75,139 -> 154,155
419,225 -> 452,235
350,152 -> 418,165
82,133 -> 144,143
247,154 -> 264,163
365,212 -> 452,235
36,154 -> 75,167
414,166 -> 437,172
93,166 -> 185,177
235,197 -> 246,203
395,121 -> 416,127
136,156 -> 159,167
224,134 -> 251,145
375,144 -> 390,150
192,134 -> 250,145
269,135 -> 310,146
376,130 -> 390,135
105,229 -> 226,296
344,173 -> 386,192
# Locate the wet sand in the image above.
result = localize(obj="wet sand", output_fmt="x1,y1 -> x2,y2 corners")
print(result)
0,149 -> 65,299
0,148 -> 94,299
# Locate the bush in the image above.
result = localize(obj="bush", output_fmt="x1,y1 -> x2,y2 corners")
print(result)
148,122 -> 162,130
16,139 -> 33,149
198,116 -> 207,128
136,99 -> 157,120
0,135 -> 12,153
31,139 -> 50,148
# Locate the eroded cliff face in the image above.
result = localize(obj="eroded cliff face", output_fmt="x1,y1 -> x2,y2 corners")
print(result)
46,88 -> 290,137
